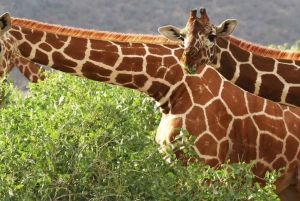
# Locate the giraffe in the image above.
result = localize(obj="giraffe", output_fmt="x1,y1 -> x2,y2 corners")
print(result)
0,13 -> 45,83
1,12 -> 300,199
159,8 -> 300,200
158,9 -> 300,108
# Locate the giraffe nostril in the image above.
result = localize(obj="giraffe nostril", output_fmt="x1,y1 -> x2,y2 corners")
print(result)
185,51 -> 190,56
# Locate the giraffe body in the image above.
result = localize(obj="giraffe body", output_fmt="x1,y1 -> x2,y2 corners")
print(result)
1,12 -> 300,198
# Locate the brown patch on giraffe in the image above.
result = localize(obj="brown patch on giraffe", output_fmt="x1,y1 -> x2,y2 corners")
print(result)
219,51 -> 236,80
190,77 -> 214,105
246,93 -> 265,113
206,99 -> 233,140
52,52 -> 78,69
295,60 -> 300,66
216,37 -> 229,49
115,74 -> 132,85
173,48 -> 184,59
9,29 -> 23,40
286,87 -> 300,107
18,42 -> 32,58
82,61 -> 112,77
202,68 -> 222,96
145,55 -> 164,78
264,102 -> 284,117
133,74 -> 148,89
64,37 -> 87,60
235,64 -> 257,93
252,54 -> 275,72
204,158 -> 220,167
284,111 -> 300,137
252,162 -> 271,184
218,140 -> 229,161
169,83 -> 192,115
117,57 -> 144,72
277,63 -> 300,84
253,115 -> 286,139
13,57 -> 20,65
122,43 -> 146,56
185,106 -> 206,135
230,45 -> 250,62
163,56 -> 184,84
45,33 -> 67,49
284,135 -> 299,161
33,49 -> 49,65
187,69 -> 221,105
147,44 -> 172,55
147,81 -> 170,102
39,43 -> 52,52
91,40 -> 118,52
228,117 -> 258,162
90,50 -> 119,67
195,134 -> 218,157
24,29 -> 44,44
163,56 -> 178,67
221,82 -> 248,116
259,133 -> 283,163
277,59 -> 293,64
259,74 -> 284,102
272,157 -> 287,170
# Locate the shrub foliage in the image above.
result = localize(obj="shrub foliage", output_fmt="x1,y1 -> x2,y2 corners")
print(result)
0,72 -> 279,200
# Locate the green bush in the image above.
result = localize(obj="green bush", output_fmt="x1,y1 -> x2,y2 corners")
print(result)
0,71 -> 279,200
268,39 -> 300,51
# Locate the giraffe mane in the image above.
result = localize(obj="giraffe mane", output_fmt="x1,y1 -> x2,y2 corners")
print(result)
11,17 -> 182,45
226,35 -> 300,60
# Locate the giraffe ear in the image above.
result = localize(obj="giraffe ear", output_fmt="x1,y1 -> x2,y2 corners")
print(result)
158,25 -> 182,41
0,12 -> 11,36
216,19 -> 237,37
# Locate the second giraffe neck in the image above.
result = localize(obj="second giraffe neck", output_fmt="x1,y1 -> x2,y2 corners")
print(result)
212,37 -> 300,107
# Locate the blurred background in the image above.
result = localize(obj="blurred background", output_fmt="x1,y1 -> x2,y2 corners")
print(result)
1,0 -> 299,91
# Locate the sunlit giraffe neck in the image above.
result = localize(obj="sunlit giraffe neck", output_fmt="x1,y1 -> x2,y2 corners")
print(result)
1,12 -> 300,200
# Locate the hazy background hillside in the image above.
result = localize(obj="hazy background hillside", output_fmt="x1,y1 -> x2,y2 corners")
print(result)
1,0 -> 299,90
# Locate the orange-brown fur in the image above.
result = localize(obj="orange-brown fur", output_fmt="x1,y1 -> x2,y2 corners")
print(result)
226,35 -> 300,60
11,17 -> 181,45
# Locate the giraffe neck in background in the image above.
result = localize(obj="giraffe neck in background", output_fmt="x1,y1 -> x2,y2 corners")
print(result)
212,37 -> 300,107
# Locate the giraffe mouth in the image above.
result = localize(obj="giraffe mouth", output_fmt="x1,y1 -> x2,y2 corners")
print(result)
180,61 -> 198,74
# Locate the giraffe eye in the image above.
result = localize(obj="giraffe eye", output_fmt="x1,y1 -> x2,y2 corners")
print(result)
208,34 -> 216,42
178,34 -> 185,42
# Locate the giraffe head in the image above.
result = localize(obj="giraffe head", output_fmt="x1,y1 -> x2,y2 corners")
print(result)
159,8 -> 237,73
0,12 -> 13,75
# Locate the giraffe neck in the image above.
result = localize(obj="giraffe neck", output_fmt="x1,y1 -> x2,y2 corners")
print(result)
9,23 -> 184,110
226,35 -> 300,60
211,37 -> 300,107
11,53 -> 45,83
